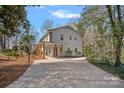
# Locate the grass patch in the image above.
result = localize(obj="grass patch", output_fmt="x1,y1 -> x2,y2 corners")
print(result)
88,59 -> 124,80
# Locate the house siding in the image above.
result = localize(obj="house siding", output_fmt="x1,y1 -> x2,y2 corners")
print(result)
44,34 -> 50,42
52,27 -> 82,56
41,26 -> 82,57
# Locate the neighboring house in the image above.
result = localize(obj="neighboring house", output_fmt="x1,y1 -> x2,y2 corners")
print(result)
36,24 -> 83,57
0,35 -> 18,52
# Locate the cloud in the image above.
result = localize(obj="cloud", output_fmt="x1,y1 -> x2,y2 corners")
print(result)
51,10 -> 80,19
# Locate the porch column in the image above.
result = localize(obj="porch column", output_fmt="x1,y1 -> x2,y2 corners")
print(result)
61,44 -> 63,56
40,44 -> 42,57
37,45 -> 40,55
42,41 -> 45,59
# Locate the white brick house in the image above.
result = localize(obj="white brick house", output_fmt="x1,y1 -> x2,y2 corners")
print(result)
38,25 -> 83,57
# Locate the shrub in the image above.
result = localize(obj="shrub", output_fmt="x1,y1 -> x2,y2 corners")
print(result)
3,50 -> 19,57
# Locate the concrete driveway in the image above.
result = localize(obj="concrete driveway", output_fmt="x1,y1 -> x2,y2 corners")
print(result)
7,57 -> 124,88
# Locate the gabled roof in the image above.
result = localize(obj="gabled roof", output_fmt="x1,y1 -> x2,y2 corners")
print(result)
47,24 -> 77,32
39,24 -> 79,42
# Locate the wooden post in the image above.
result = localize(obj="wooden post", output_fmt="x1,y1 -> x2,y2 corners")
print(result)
61,44 -> 63,56
42,41 -> 45,59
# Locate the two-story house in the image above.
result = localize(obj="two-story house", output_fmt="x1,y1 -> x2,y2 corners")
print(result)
36,24 -> 83,57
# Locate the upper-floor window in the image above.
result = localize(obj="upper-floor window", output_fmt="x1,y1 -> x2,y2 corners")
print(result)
70,36 -> 72,40
60,34 -> 64,40
50,32 -> 53,42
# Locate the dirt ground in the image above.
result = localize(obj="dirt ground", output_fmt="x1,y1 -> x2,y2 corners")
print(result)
0,54 -> 43,88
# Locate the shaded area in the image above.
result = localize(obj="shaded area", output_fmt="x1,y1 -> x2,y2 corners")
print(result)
0,54 -> 43,88
0,59 -> 16,62
89,60 -> 124,80
0,64 -> 30,88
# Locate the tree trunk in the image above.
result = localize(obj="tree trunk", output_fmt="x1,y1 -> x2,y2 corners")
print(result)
3,35 -> 6,51
28,53 -> 30,63
114,5 -> 123,66
0,35 -> 3,52
106,5 -> 122,66
7,38 -> 9,49
115,37 -> 122,66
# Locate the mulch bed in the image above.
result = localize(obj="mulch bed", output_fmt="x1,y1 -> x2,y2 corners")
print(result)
0,54 -> 43,88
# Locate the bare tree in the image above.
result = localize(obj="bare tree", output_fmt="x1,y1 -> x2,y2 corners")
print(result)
41,19 -> 54,33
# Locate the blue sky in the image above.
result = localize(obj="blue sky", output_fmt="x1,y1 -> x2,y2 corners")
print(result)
26,5 -> 83,42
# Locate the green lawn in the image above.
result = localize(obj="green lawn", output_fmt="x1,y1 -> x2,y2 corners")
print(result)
89,60 -> 124,80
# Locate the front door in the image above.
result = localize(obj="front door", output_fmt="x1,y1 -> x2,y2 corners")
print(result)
54,45 -> 57,57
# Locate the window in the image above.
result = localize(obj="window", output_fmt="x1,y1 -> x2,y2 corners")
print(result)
75,48 -> 77,53
74,37 -> 76,40
60,34 -> 64,40
68,48 -> 70,51
70,36 -> 72,40
60,48 -> 62,52
50,32 -> 53,42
